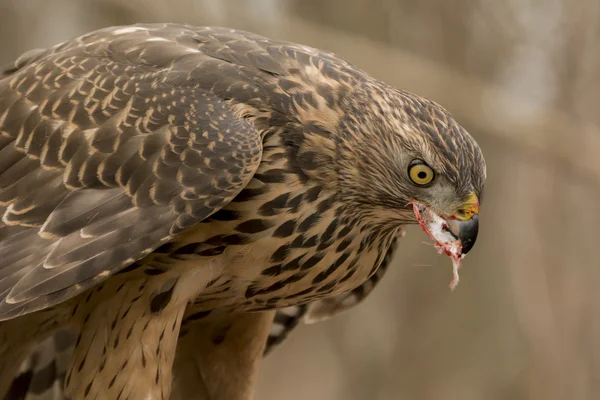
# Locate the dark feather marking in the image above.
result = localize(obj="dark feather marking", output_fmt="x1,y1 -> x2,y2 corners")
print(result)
303,234 -> 318,248
208,209 -> 241,221
296,151 -> 319,170
184,310 -> 212,321
304,186 -> 321,202
312,252 -> 352,284
272,219 -> 296,238
245,285 -> 259,299
258,192 -> 289,216
270,244 -> 291,263
290,234 -> 305,248
234,218 -> 273,234
284,287 -> 313,299
317,281 -> 337,293
153,243 -> 175,254
320,220 -> 338,246
338,267 -> 357,284
197,246 -> 227,257
301,253 -> 324,270
337,225 -> 352,239
297,213 -> 320,232
171,243 -> 199,255
150,280 -> 177,314
84,381 -> 93,396
317,196 -> 336,213
257,280 -> 287,294
144,267 -> 167,276
280,272 -> 307,285
281,254 -> 305,272
286,193 -> 303,212
261,265 -> 282,276
336,238 -> 352,252
253,169 -> 286,183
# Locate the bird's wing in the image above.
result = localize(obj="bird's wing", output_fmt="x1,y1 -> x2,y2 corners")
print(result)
0,25 -> 287,320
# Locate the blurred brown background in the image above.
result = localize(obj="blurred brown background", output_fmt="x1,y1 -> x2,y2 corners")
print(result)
1,0 -> 598,399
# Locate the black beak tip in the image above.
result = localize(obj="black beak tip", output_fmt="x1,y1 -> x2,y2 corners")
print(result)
459,214 -> 479,255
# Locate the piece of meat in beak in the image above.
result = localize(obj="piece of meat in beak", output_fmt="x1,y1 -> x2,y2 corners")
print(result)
411,200 -> 479,290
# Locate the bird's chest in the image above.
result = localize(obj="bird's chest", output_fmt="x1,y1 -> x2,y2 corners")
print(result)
225,214 -> 392,310
170,185 -> 396,311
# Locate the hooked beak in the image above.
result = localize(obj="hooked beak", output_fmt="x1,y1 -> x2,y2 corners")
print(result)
446,214 -> 479,254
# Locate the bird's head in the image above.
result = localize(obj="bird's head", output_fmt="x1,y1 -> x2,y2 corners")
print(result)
330,83 -> 486,258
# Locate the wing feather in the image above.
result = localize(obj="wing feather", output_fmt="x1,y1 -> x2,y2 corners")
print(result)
0,25 -> 279,320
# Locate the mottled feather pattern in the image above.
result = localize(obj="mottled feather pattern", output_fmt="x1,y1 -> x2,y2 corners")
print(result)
0,23 -> 486,400
0,25 -> 279,318
263,238 -> 397,354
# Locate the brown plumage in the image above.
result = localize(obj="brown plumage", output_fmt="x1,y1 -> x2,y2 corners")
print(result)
4,239 -> 396,400
0,23 -> 485,400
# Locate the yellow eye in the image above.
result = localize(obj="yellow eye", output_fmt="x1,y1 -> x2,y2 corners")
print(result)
408,160 -> 435,186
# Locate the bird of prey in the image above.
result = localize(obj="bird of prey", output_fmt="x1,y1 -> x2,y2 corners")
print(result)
0,23 -> 485,400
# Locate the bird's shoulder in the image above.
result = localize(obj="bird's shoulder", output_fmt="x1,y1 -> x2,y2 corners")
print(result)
2,23 -> 365,95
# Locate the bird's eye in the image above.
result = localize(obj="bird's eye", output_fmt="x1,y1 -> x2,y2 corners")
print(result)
408,160 -> 435,186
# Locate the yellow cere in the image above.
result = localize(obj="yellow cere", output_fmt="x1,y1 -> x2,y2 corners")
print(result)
455,191 -> 479,220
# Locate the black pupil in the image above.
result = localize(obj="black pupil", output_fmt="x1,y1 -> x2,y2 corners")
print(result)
417,171 -> 428,179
